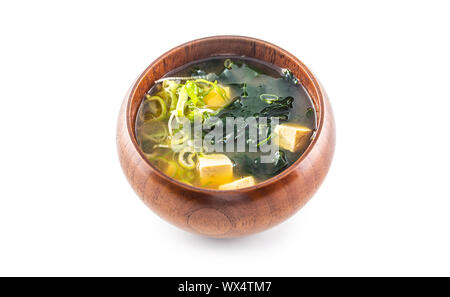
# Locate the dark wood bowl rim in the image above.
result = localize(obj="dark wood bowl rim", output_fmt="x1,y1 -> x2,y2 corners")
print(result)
125,35 -> 325,194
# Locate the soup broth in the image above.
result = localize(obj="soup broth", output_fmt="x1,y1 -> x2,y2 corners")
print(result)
135,57 -> 316,190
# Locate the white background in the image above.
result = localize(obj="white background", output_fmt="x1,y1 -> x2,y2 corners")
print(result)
1,0 -> 449,276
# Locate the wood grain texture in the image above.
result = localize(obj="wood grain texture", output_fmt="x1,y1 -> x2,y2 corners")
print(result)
116,36 -> 336,238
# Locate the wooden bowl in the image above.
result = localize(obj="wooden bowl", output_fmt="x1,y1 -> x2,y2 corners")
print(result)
117,36 -> 335,238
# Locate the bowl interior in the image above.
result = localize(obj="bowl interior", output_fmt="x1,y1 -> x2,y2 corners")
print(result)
126,36 -> 324,192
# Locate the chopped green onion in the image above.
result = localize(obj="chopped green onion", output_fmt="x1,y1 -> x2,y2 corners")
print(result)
260,94 -> 279,103
257,134 -> 272,147
176,86 -> 189,117
224,59 -> 233,69
178,146 -> 196,170
140,121 -> 168,143
144,95 -> 167,121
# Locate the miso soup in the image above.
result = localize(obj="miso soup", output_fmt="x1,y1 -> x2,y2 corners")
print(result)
135,57 -> 316,190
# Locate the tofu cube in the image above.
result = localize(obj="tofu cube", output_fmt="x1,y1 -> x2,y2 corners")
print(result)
273,124 -> 313,152
218,176 -> 256,190
198,154 -> 233,186
203,86 -> 231,109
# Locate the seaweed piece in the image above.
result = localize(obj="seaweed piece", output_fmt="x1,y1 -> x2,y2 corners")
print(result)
231,151 -> 289,179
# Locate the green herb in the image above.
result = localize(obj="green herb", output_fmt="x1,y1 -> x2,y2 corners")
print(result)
184,81 -> 202,105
